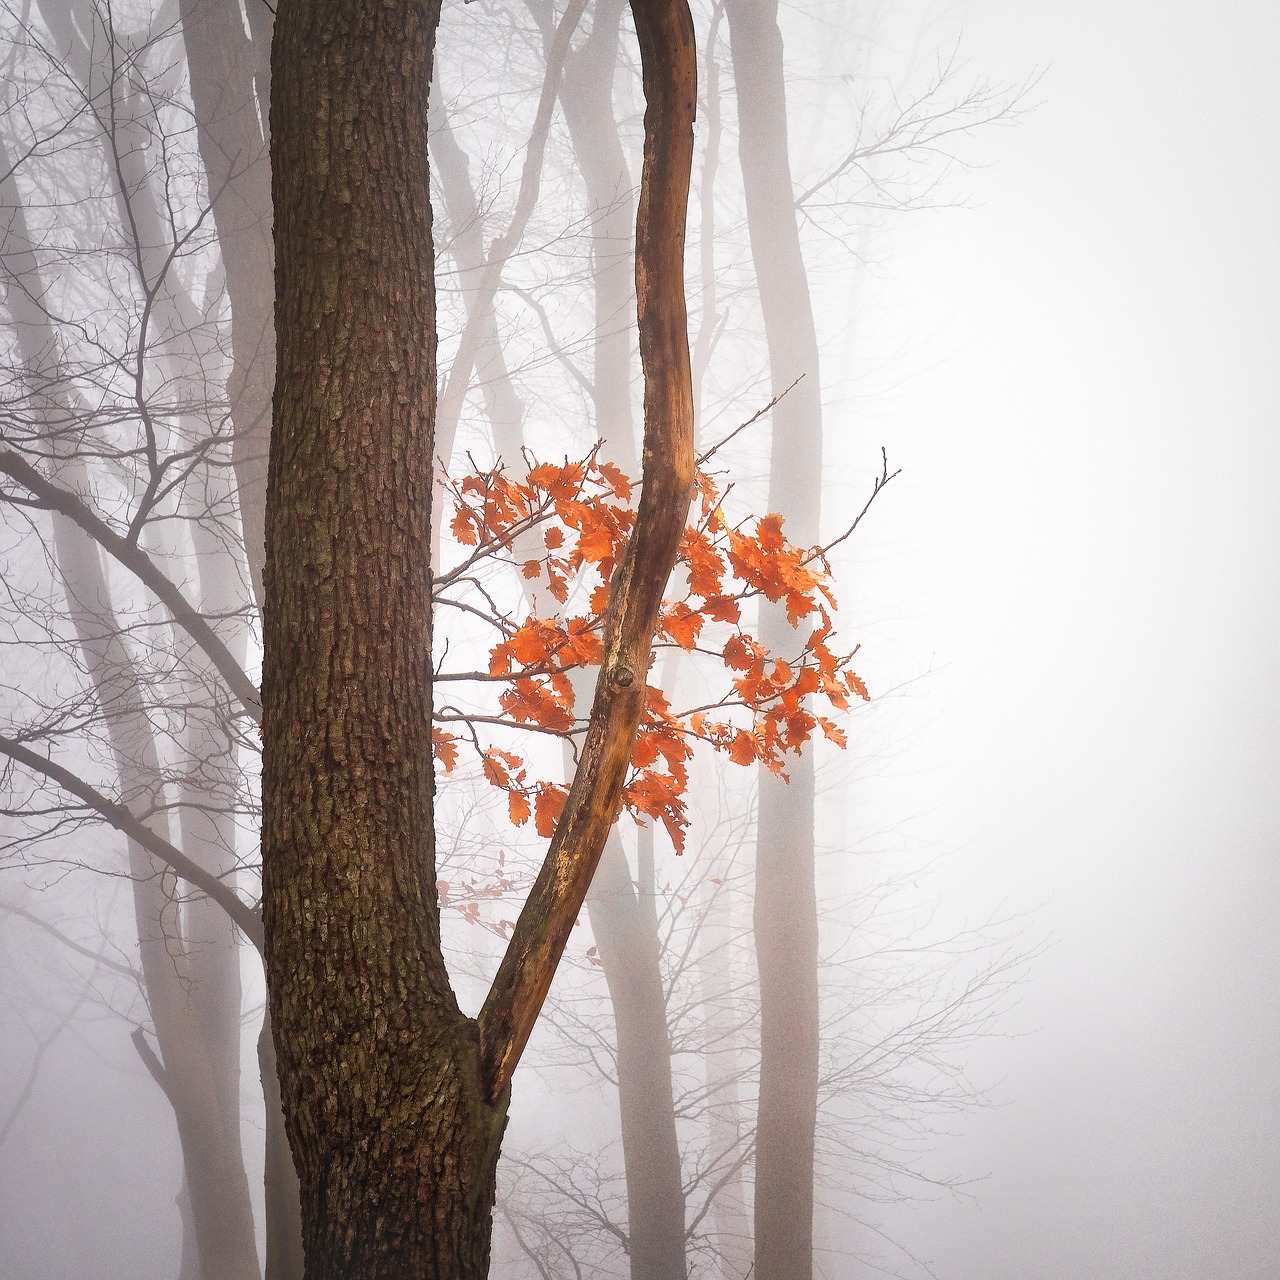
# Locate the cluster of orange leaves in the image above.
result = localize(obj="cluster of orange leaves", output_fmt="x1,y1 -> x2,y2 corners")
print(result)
433,450 -> 868,854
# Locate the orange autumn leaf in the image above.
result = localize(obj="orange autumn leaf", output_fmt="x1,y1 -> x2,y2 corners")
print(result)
436,451 -> 873,845
598,460 -> 633,501
508,790 -> 531,827
432,728 -> 459,773
534,784 -> 567,837
661,602 -> 703,650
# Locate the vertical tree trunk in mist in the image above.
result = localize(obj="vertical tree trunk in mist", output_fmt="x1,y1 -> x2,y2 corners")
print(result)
179,0 -> 276,609
589,831 -> 688,1280
560,0 -> 641,473
264,1 -> 509,1275
428,83 -> 528,467
724,3 -> 825,1277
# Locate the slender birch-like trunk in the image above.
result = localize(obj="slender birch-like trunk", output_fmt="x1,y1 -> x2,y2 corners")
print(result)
725,4 -> 826,1277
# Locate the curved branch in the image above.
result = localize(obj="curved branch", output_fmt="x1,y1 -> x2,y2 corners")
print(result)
478,0 -> 697,1101
0,734 -> 264,951
0,450 -> 262,725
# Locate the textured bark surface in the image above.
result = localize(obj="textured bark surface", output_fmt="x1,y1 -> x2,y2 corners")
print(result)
264,1 -> 506,1276
265,0 -> 696,1272
478,0 -> 698,1104
724,3 -> 825,1278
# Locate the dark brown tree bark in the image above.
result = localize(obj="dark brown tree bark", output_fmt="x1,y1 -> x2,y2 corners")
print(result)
724,3 -> 825,1278
264,0 -> 505,1273
263,0 -> 696,1275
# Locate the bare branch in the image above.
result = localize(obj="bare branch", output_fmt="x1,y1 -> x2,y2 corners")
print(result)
0,450 -> 262,724
0,734 -> 263,950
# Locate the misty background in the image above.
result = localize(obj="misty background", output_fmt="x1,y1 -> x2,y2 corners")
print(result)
1,0 -> 1277,1278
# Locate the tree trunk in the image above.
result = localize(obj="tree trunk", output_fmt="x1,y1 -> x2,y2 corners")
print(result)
179,0 -> 276,608
264,1 -> 508,1275
724,3 -> 825,1278
264,0 -> 696,1272
559,0 -> 640,474
588,831 -> 687,1280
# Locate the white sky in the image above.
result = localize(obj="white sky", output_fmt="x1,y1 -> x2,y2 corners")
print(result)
846,0 -> 1280,1274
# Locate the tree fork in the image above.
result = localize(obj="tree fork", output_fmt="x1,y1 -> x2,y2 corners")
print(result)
265,0 -> 504,1274
264,0 -> 696,1275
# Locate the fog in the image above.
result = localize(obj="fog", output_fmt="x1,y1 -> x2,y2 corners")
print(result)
841,1 -> 1280,1274
1,0 -> 1277,1277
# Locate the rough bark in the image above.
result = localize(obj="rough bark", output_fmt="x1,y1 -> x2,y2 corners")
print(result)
724,3 -> 824,1279
264,0 -> 509,1275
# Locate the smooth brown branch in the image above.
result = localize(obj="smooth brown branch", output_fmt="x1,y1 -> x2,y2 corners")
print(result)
477,0 -> 698,1102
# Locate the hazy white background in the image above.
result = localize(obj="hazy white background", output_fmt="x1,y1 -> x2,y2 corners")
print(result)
845,0 -> 1280,1275
1,1 -> 1276,1277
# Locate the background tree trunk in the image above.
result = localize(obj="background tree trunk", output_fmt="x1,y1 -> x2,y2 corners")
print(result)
725,3 -> 825,1277
589,830 -> 687,1280
179,0 -> 275,608
0,125 -> 262,1280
